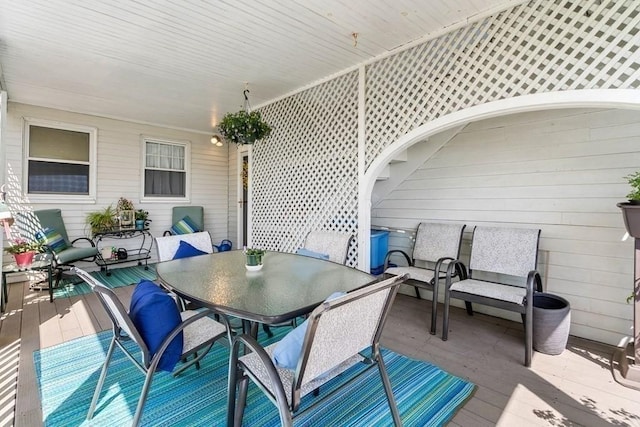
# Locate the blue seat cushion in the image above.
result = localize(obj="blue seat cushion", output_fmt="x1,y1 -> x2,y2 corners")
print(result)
129,280 -> 183,372
173,240 -> 208,260
35,227 -> 69,254
295,247 -> 330,260
170,216 -> 200,235
272,292 -> 345,370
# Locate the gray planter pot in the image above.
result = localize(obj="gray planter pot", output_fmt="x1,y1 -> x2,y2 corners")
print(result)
533,293 -> 571,355
617,202 -> 640,238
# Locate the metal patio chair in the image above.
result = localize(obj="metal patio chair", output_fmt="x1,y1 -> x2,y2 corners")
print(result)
228,274 -> 409,427
33,209 -> 99,293
442,226 -> 542,367
73,267 -> 231,427
301,230 -> 354,264
163,205 -> 205,236
384,222 -> 466,335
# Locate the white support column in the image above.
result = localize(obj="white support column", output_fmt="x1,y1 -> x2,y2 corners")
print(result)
357,65 -> 370,272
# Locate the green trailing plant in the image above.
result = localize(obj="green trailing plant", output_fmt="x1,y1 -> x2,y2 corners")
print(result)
86,205 -> 117,234
218,110 -> 272,145
625,171 -> 640,202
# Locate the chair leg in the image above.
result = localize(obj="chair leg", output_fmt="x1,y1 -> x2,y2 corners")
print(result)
87,337 -> 117,420
262,323 -> 274,338
429,283 -> 438,335
414,286 -> 421,299
524,306 -> 533,368
376,353 -> 401,426
442,290 -> 450,341
464,301 -> 473,315
132,370 -> 156,427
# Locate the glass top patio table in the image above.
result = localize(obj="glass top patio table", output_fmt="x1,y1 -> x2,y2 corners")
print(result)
155,250 -> 376,325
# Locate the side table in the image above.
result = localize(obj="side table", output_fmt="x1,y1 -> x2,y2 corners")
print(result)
2,257 -> 53,310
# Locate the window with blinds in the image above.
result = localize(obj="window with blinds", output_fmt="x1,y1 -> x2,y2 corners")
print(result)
25,119 -> 96,199
143,138 -> 189,198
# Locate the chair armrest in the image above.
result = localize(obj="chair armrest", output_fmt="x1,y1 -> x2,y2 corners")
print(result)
434,256 -> 456,280
445,260 -> 468,290
383,250 -> 412,269
527,270 -> 543,293
230,333 -> 290,410
70,237 -> 96,247
163,230 -> 172,236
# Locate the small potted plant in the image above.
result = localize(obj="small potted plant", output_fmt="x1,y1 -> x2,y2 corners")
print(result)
218,110 -> 272,145
86,205 -> 117,235
245,248 -> 265,271
5,238 -> 43,267
117,197 -> 135,227
135,209 -> 149,230
618,171 -> 640,238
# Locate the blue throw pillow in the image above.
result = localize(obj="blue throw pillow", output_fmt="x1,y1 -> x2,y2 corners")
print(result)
170,216 -> 200,235
272,292 -> 346,370
296,247 -> 330,260
129,280 -> 183,372
173,240 -> 207,260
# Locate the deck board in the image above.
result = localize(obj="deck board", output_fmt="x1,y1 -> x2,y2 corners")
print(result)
1,278 -> 639,427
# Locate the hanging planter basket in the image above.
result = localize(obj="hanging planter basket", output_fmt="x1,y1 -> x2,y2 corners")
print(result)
217,89 -> 272,145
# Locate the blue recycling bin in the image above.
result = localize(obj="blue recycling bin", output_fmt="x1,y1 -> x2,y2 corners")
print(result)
370,230 -> 389,274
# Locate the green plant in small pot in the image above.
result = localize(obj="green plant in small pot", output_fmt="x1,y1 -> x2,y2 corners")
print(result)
245,248 -> 265,271
218,110 -> 272,145
5,238 -> 43,267
86,205 -> 117,235
135,209 -> 149,230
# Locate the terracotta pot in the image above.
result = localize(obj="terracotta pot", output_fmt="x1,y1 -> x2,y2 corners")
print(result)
14,251 -> 35,267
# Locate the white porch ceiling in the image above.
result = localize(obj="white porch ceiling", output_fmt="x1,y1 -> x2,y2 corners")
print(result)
0,0 -> 523,133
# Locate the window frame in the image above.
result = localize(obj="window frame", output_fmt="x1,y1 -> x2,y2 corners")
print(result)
140,135 -> 191,203
23,117 -> 97,203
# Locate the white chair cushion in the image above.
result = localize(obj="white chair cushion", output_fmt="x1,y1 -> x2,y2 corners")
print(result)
450,279 -> 526,305
155,231 -> 213,262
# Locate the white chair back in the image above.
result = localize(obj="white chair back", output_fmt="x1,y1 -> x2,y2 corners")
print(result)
303,231 -> 353,264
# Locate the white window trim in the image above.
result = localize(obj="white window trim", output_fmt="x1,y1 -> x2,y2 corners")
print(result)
23,117 -> 97,204
140,135 -> 191,203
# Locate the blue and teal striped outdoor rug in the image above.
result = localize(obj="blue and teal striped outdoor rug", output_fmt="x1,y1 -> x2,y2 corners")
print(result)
53,265 -> 157,299
34,329 -> 475,426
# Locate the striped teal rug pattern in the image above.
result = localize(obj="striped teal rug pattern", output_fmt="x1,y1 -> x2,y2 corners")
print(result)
34,330 -> 475,426
53,265 -> 157,298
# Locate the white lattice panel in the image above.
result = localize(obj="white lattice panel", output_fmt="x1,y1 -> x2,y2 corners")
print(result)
252,71 -> 360,266
252,0 -> 640,267
365,0 -> 640,168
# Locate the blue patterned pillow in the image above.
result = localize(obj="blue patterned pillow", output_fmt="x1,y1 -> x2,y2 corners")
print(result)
129,280 -> 183,372
170,216 -> 200,235
35,227 -> 68,254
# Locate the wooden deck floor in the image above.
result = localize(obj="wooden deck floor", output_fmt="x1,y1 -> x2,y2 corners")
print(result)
1,279 -> 639,427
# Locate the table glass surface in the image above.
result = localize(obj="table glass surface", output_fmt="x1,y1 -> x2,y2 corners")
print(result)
156,250 -> 376,324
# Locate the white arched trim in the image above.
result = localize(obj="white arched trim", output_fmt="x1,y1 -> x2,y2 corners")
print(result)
357,89 -> 640,271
